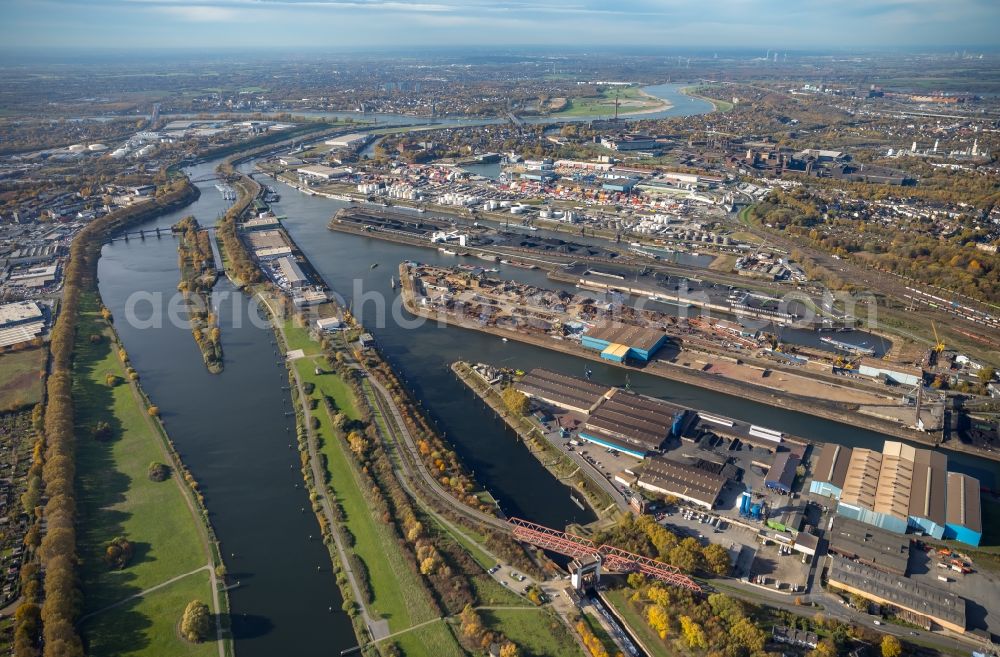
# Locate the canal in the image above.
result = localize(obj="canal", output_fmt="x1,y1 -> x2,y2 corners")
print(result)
92,87 -> 999,655
98,167 -> 355,656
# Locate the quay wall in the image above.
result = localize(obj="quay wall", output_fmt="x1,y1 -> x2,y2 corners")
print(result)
400,265 -> 997,463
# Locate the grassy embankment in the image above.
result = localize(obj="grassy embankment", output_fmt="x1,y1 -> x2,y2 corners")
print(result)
350,365 -> 513,591
601,588 -> 670,657
0,347 -> 46,412
219,154 -> 578,653
282,318 -> 581,655
73,292 -> 218,657
281,317 -> 460,652
481,608 -> 581,657
554,86 -> 666,117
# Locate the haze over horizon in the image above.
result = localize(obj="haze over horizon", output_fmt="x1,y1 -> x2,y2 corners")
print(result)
2,0 -> 999,52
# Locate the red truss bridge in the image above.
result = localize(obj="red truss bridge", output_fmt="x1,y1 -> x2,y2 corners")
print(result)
508,518 -> 701,593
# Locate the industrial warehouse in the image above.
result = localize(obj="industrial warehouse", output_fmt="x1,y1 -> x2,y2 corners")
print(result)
826,556 -> 967,634
0,300 -> 47,349
515,367 -> 792,457
618,458 -> 728,510
514,368 -> 786,509
236,204 -> 330,305
827,516 -> 912,576
809,441 -> 982,546
580,321 -> 669,363
764,450 -> 801,494
514,368 -> 609,415
579,389 -> 682,458
515,368 -> 690,458
475,363 -> 997,641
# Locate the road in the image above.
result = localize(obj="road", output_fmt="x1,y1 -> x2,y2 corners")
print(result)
80,566 -> 214,621
532,416 -> 629,514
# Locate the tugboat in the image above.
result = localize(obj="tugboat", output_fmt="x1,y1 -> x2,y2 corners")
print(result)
370,263 -> 378,269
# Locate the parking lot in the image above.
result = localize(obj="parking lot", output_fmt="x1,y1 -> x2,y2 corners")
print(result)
907,543 -> 1000,635
486,562 -> 538,598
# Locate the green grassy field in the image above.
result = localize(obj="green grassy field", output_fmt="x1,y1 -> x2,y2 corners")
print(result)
0,347 -> 46,412
80,570 -> 215,657
282,318 -> 361,420
481,608 -> 580,657
298,360 -> 360,421
286,315 -> 538,651
282,317 -> 320,354
72,292 -> 216,657
553,86 -> 664,117
355,377 -> 522,610
394,620 -> 466,657
305,364 -> 439,632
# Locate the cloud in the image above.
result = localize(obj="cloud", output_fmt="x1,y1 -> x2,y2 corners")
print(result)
3,0 -> 999,48
152,4 -> 241,20
124,0 -> 456,12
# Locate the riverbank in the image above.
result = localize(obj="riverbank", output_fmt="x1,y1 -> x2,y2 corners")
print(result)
75,292 -> 230,657
277,315 -> 585,656
680,86 -> 735,112
451,361 -> 618,520
263,299 -> 461,655
399,266 -> 998,463
548,86 -> 670,118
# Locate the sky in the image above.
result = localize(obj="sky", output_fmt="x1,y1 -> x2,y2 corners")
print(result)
1,0 -> 998,51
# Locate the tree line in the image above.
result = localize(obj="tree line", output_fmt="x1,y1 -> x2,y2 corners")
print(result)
594,515 -> 731,578
15,178 -> 198,657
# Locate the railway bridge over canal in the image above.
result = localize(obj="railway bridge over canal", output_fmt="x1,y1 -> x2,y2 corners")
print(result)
508,517 -> 702,592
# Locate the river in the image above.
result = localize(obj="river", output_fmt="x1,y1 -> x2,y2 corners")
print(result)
93,89 -> 998,654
